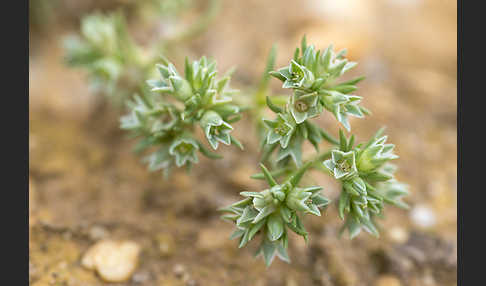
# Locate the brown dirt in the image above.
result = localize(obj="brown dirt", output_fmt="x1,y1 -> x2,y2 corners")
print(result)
29,0 -> 456,285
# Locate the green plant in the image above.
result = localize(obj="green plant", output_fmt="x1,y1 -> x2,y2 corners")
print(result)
219,37 -> 408,266
219,162 -> 330,266
66,9 -> 409,267
63,12 -> 149,102
63,0 -> 222,104
120,56 -> 243,176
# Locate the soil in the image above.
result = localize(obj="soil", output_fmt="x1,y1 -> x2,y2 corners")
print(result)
29,0 -> 457,285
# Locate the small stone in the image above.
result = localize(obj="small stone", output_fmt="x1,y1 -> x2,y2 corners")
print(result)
286,276 -> 298,286
375,275 -> 402,286
81,240 -> 141,283
410,205 -> 436,229
88,225 -> 109,241
422,272 -> 436,285
173,264 -> 186,278
132,271 -> 151,284
182,273 -> 195,285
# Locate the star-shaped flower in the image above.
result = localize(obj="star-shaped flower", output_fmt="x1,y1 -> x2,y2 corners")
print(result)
323,150 -> 358,180
289,91 -> 323,124
200,110 -> 233,150
263,113 -> 295,148
169,137 -> 199,167
271,60 -> 315,90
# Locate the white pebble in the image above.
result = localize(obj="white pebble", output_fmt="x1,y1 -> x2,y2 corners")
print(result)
82,240 -> 141,282
410,205 -> 436,229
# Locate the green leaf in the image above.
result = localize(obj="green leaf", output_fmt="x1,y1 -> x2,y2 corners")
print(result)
253,205 -> 275,224
347,217 -> 362,239
312,194 -> 330,208
250,167 -> 291,181
260,163 -> 278,186
338,191 -> 350,220
339,129 -> 348,151
230,135 -> 244,150
229,229 -> 245,240
338,76 -> 365,86
280,206 -> 293,223
276,241 -> 290,263
319,129 -> 339,145
236,206 -> 259,226
248,219 -> 266,240
262,239 -> 277,267
238,229 -> 251,248
269,71 -> 287,82
301,35 -> 307,55
266,96 -> 284,113
332,84 -> 357,94
361,217 -> 380,237
240,192 -> 264,198
267,213 -> 284,241
197,142 -> 223,159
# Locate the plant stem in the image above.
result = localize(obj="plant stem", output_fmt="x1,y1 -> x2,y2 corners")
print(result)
319,129 -> 339,145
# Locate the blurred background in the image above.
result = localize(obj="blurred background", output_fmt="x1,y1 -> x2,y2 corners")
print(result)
29,0 -> 457,285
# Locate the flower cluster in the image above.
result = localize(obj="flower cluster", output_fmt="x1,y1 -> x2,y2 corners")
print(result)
221,38 -> 409,266
121,56 -> 243,176
269,36 -> 369,131
63,12 -> 147,100
261,98 -> 335,167
261,36 -> 370,169
323,130 -> 409,238
220,163 -> 330,266
66,20 -> 411,267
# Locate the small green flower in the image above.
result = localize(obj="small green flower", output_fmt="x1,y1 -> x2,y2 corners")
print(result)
286,186 -> 328,216
64,12 -> 143,99
289,91 -> 323,124
169,137 -> 199,167
270,36 -> 360,95
321,91 -> 365,131
75,13 -> 119,56
323,150 -> 358,180
263,113 -> 295,148
273,60 -> 315,89
120,94 -> 180,139
200,110 -> 233,150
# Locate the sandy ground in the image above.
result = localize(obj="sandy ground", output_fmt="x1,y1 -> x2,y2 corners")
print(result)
29,0 -> 457,285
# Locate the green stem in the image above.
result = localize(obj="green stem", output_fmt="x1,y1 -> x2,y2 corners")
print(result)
319,129 -> 339,145
250,167 -> 292,180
